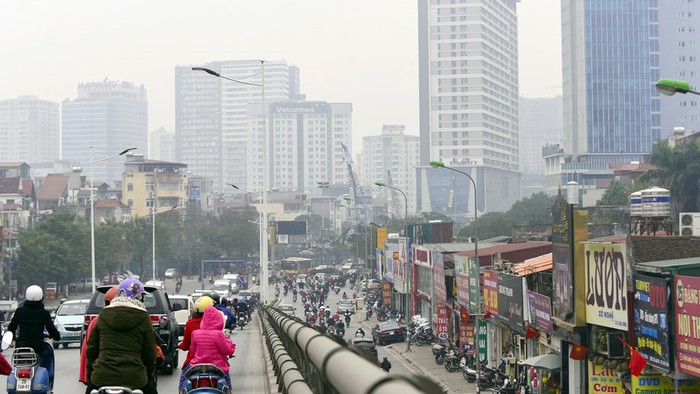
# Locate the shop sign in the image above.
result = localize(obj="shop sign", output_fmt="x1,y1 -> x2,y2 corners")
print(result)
375,248 -> 383,278
382,282 -> 392,307
456,274 -> 469,306
414,245 -> 431,269
588,361 -> 624,393
433,251 -> 446,303
631,375 -> 700,393
437,304 -> 449,342
455,254 -> 468,275
483,270 -> 498,316
477,320 -> 488,364
384,247 -> 394,282
469,257 -> 479,311
675,275 -> 700,378
460,323 -> 475,354
528,291 -> 553,333
584,242 -> 627,330
552,195 -> 573,323
497,272 -> 524,329
633,274 -> 670,371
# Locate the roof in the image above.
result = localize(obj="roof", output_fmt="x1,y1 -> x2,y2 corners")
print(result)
455,240 -> 552,258
634,257 -> 700,275
0,162 -> 28,167
630,236 -> 700,264
37,175 -> 69,200
424,243 -> 472,253
95,199 -> 130,209
512,253 -> 552,276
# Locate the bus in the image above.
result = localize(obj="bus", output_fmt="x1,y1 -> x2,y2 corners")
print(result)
280,257 -> 313,276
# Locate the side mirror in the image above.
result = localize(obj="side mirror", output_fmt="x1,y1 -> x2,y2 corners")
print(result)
1,331 -> 13,351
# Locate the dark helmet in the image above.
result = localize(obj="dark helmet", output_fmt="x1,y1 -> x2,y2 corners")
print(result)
233,298 -> 239,304
209,292 -> 221,304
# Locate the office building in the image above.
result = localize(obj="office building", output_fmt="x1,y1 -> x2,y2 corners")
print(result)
0,96 -> 59,165
62,80 -> 148,185
520,96 -> 563,196
122,153 -> 188,218
149,127 -> 176,162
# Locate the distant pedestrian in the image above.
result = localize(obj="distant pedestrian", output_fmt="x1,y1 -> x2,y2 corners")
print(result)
379,357 -> 391,372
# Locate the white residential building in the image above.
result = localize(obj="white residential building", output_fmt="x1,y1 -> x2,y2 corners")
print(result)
0,96 -> 59,165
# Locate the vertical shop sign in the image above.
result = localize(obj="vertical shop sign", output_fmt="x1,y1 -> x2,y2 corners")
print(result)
437,304 -> 449,342
483,270 -> 499,316
584,242 -> 627,329
460,323 -> 475,354
675,275 -> 700,378
633,274 -> 670,371
477,320 -> 488,364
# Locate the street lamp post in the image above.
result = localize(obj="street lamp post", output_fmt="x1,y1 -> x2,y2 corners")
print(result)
90,147 -> 137,293
194,61 -> 269,304
655,78 -> 700,96
374,181 -> 411,351
429,160 -> 480,392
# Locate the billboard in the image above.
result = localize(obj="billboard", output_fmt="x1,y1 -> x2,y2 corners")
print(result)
528,291 -> 553,333
483,270 -> 498,316
675,275 -> 700,378
633,274 -> 671,371
497,272 -> 524,330
552,194 -> 573,323
584,242 -> 627,330
588,362 -> 624,393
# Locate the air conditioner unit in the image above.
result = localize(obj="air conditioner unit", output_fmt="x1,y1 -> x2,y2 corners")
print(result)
679,212 -> 700,236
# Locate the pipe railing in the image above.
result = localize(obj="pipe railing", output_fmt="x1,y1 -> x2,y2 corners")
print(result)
260,306 -> 444,394
261,314 -> 313,394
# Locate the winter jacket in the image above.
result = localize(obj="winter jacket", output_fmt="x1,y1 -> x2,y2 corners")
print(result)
79,317 -> 98,384
190,306 -> 236,374
7,300 -> 61,353
214,303 -> 236,329
86,296 -> 157,389
178,315 -> 203,368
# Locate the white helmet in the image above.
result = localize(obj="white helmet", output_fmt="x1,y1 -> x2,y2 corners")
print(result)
26,285 -> 43,301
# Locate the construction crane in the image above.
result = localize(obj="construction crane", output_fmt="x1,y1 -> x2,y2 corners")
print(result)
340,142 -> 371,224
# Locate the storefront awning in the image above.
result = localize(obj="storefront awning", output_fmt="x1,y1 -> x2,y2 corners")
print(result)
512,253 -> 552,276
518,353 -> 561,370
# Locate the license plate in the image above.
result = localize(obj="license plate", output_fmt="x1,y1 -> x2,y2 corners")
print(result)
69,331 -> 80,337
388,331 -> 394,335
17,378 -> 30,391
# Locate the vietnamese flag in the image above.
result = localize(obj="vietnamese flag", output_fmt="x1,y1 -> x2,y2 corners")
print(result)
525,326 -> 539,340
569,343 -> 588,360
619,337 -> 648,376
460,305 -> 470,322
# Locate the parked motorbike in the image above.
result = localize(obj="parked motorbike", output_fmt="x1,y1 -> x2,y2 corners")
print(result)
409,326 -> 436,346
463,359 -> 486,383
432,343 -> 447,365
444,347 -> 463,372
478,366 -> 505,391
180,363 -> 232,394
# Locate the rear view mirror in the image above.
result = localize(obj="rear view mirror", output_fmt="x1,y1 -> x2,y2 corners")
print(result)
2,331 -> 13,351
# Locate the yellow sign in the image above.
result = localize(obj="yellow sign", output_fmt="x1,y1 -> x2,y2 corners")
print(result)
632,374 -> 700,393
588,362 -> 624,393
377,227 -> 387,250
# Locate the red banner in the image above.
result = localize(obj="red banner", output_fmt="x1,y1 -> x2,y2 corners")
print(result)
460,323 -> 475,354
675,275 -> 700,378
382,282 -> 392,307
483,270 -> 499,316
437,304 -> 449,343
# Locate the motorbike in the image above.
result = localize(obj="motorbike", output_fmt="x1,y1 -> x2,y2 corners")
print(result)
444,347 -> 464,372
336,326 -> 345,337
432,339 -> 453,365
301,295 -> 307,304
208,275 -> 214,284
327,325 -> 336,336
292,294 -> 298,302
175,282 -> 182,294
409,326 -> 436,346
333,286 -> 341,295
3,331 -> 54,394
236,312 -> 247,329
344,315 -> 351,327
477,366 -> 505,391
180,363 -> 232,394
463,359 -> 486,383
90,389 -> 144,394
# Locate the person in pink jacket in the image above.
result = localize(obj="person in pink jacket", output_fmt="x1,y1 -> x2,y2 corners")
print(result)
189,306 -> 236,387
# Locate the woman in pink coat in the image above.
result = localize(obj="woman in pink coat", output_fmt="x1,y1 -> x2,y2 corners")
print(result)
190,306 -> 236,387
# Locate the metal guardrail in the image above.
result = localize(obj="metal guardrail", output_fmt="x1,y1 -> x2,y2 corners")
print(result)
260,306 -> 444,394
261,313 -> 314,394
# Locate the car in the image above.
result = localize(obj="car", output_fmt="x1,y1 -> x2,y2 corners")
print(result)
211,279 -> 232,298
190,289 -> 207,303
347,336 -> 378,361
278,304 -> 296,316
52,299 -> 89,349
314,273 -> 326,281
69,277 -> 101,293
83,285 -> 180,375
372,321 -> 405,346
145,280 -> 166,291
164,268 -> 178,279
169,294 -> 194,337
296,274 -> 307,285
337,299 -> 355,314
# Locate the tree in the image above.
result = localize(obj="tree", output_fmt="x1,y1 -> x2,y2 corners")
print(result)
507,192 -> 557,225
641,140 -> 700,214
457,211 -> 513,240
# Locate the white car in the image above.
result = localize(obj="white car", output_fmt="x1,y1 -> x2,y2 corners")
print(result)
164,268 -> 177,279
212,280 -> 231,297
169,294 -> 194,337
144,280 -> 166,291
296,274 -> 308,284
278,304 -> 296,316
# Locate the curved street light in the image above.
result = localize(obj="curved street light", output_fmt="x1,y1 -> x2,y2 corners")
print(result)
656,78 -> 700,96
90,147 -> 137,293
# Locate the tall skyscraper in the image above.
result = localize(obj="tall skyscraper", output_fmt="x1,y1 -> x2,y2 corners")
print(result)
175,60 -> 300,193
0,96 -> 59,165
149,127 -> 176,162
555,0 -> 659,191
520,96 -> 563,195
417,0 -> 521,218
62,80 -> 148,185
361,125 -> 419,214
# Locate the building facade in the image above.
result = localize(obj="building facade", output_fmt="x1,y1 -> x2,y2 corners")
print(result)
360,125 -> 419,214
417,0 -> 521,218
62,80 -> 148,185
149,127 -> 176,162
520,96 -> 563,196
0,96 -> 59,165
121,153 -> 188,218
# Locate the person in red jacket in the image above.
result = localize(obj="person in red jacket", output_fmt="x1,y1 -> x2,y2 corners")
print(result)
177,295 -> 214,390
79,286 -> 118,389
189,306 -> 236,388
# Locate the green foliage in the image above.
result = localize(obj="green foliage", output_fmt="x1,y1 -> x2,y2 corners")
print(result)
506,192 -> 556,225
457,211 -> 513,240
641,140 -> 700,214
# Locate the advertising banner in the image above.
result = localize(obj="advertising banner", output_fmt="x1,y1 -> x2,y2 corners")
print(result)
675,275 -> 700,378
437,304 -> 449,342
588,362 -> 624,393
552,195 -> 573,323
483,270 -> 498,316
456,274 -> 470,306
460,323 -> 475,354
528,291 -> 553,333
631,375 -> 700,393
477,320 -> 488,364
382,282 -> 392,307
584,242 -> 627,330
376,248 -> 383,277
633,274 -> 670,371
497,272 -> 524,330
469,258 -> 479,312
384,247 -> 394,282
394,241 -> 406,293
455,254 -> 468,275
433,251 -> 446,303
414,245 -> 431,269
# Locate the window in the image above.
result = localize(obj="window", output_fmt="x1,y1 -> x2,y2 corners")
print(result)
127,183 -> 133,191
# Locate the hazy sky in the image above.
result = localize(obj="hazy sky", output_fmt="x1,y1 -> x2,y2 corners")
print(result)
0,0 -> 561,152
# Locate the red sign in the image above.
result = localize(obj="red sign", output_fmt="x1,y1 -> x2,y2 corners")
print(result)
675,275 -> 700,378
382,282 -> 392,307
483,270 -> 499,316
437,304 -> 449,342
460,323 -> 475,354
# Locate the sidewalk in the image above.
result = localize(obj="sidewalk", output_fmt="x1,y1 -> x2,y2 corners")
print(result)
359,314 -> 477,394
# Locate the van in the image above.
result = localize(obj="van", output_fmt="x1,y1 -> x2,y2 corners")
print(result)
212,279 -> 231,297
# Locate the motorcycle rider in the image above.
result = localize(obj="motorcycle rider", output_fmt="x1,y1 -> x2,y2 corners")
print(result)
355,327 -> 365,337
275,284 -> 280,298
80,286 -> 118,388
343,310 -> 352,327
86,278 -> 157,394
189,306 -> 236,389
232,298 -> 250,322
8,285 -> 61,389
208,293 -> 236,330
178,295 -> 215,391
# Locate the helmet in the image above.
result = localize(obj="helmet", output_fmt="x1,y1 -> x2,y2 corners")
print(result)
104,286 -> 119,305
233,298 -> 239,304
26,285 -> 43,301
209,293 -> 221,304
220,296 -> 228,306
118,278 -> 146,299
194,296 -> 215,313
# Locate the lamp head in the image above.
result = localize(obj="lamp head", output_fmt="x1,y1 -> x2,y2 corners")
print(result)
375,182 -> 386,187
656,78 -> 692,96
119,148 -> 137,156
429,160 -> 445,168
192,67 -> 221,77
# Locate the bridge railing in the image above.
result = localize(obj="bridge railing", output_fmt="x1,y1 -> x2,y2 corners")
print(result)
260,306 -> 444,394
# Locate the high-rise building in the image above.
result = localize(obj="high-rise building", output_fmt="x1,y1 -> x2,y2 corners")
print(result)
520,96 -> 563,196
62,80 -> 148,185
0,96 -> 59,165
552,0 -> 660,197
361,125 -> 419,214
659,2 -> 700,136
149,127 -> 176,162
417,0 -> 522,218
245,101 -> 352,194
175,60 -> 300,193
